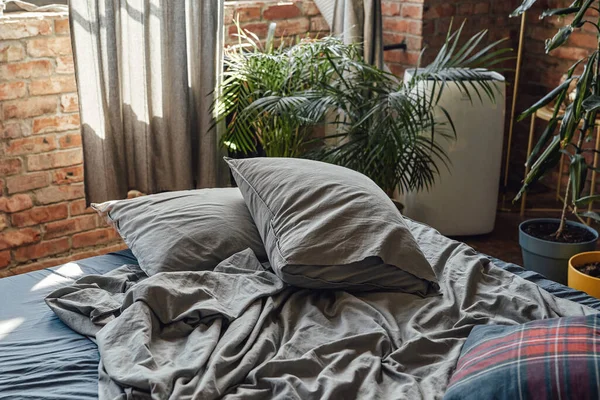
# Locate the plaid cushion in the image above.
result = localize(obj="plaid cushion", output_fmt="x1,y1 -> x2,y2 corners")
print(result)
444,315 -> 600,400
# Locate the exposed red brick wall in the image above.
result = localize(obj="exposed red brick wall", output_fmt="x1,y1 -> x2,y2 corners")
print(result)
382,0 -> 425,76
381,1 -> 521,79
421,1 -> 520,62
0,12 -> 127,277
224,0 -> 327,44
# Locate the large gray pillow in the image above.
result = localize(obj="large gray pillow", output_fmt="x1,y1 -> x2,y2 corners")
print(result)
92,188 -> 267,276
225,157 -> 438,294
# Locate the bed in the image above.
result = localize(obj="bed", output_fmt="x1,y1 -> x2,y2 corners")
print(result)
0,250 -> 138,400
1,218 -> 599,400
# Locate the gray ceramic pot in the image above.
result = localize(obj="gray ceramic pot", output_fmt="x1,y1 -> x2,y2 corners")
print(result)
519,218 -> 598,285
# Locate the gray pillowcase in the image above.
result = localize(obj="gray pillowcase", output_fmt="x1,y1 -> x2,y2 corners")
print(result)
225,157 -> 438,294
92,188 -> 267,276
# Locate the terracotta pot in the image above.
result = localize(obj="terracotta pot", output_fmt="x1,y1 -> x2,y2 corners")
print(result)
568,251 -> 600,299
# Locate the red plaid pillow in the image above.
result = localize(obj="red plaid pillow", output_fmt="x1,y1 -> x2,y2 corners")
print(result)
444,315 -> 600,400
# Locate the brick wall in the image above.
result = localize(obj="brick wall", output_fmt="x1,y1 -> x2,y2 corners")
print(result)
224,0 -> 327,43
0,12 -> 126,277
421,0 -> 520,63
381,1 -> 521,76
382,1 -> 425,76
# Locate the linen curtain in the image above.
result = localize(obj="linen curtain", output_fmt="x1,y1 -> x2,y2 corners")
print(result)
313,0 -> 383,68
68,0 -> 226,204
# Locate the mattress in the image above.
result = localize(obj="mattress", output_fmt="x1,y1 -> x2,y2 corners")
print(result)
1,245 -> 599,399
0,250 -> 138,400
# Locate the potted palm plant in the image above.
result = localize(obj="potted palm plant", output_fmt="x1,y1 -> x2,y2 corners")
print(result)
229,22 -> 509,199
512,0 -> 600,285
215,22 -> 338,158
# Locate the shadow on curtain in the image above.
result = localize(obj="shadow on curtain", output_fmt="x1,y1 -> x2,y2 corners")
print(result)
69,0 -> 226,205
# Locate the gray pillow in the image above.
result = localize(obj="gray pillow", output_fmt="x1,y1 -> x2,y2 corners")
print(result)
92,188 -> 267,276
225,157 -> 438,294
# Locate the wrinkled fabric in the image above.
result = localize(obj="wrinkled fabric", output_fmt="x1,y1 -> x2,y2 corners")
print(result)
46,221 -> 597,400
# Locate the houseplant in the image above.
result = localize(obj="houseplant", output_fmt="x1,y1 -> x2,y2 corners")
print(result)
237,22 -> 509,196
512,0 -> 600,285
215,22 -> 352,158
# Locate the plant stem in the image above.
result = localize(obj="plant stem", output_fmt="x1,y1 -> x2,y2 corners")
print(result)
556,173 -> 571,237
596,6 -> 600,95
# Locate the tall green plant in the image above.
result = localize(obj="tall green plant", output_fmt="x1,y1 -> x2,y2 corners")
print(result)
512,0 -> 600,237
246,22 -> 509,195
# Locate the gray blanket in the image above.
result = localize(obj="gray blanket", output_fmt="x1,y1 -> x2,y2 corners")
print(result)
46,220 -> 597,399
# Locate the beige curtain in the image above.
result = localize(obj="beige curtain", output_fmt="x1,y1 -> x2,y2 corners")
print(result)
313,0 -> 383,68
68,0 -> 226,204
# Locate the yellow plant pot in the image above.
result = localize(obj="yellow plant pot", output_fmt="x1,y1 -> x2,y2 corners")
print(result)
568,252 -> 600,299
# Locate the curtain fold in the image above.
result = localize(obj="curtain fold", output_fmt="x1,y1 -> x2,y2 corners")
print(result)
69,0 -> 225,204
313,0 -> 383,68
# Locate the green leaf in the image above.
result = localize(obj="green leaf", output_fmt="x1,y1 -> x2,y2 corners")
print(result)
265,23 -> 276,53
514,135 -> 562,201
572,53 -> 597,122
559,103 -> 577,142
517,78 -> 576,122
571,0 -> 595,27
526,118 -> 559,167
541,7 -> 581,18
579,211 -> 600,222
575,195 -> 600,208
511,0 -> 538,17
548,59 -> 583,121
582,95 -> 600,112
570,154 -> 589,199
545,26 -> 574,53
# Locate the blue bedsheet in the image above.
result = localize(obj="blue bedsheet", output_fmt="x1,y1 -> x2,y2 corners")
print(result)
0,250 -> 598,399
490,256 -> 600,310
0,250 -> 138,400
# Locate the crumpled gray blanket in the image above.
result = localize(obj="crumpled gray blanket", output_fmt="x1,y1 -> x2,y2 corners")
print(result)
46,220 -> 597,400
